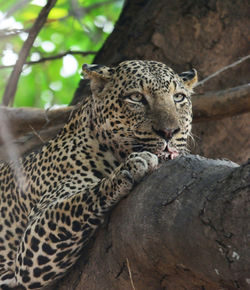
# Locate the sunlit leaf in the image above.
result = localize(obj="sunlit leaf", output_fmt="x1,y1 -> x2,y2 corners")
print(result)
19,11 -> 39,21
48,8 -> 68,19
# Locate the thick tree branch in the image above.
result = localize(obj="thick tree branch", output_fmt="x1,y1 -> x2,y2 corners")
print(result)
1,0 -> 57,107
0,105 -> 76,142
46,155 -> 250,290
0,125 -> 63,161
192,83 -> 250,122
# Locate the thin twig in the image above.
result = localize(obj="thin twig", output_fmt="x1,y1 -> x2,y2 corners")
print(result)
44,108 -> 50,124
0,50 -> 97,69
1,0 -> 57,107
126,258 -> 136,290
29,125 -> 45,143
196,55 -> 250,87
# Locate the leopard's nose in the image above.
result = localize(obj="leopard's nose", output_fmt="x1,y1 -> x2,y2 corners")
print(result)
153,126 -> 180,140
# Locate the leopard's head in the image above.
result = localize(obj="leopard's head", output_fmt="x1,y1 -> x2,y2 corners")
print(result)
82,60 -> 197,161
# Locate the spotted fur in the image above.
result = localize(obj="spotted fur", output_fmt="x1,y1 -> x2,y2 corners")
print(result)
0,60 -> 197,289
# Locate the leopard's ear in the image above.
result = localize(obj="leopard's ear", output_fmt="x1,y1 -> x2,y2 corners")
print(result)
82,64 -> 114,97
179,68 -> 198,89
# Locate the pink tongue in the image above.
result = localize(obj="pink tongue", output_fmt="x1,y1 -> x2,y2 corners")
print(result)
170,151 -> 179,159
167,145 -> 179,160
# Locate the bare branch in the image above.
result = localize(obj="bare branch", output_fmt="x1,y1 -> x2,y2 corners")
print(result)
0,125 -> 63,162
0,50 -> 97,69
1,0 -> 57,107
192,83 -> 250,122
0,105 -> 75,143
196,55 -> 250,87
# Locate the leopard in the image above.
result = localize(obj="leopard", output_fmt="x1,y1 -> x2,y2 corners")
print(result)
0,60 -> 197,289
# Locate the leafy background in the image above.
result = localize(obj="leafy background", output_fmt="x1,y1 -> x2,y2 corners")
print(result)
0,0 -> 124,108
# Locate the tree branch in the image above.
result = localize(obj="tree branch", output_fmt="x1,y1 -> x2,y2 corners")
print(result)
46,155 -> 249,290
1,0 -> 57,107
192,83 -> 250,122
0,50 -> 97,69
0,105 -> 75,142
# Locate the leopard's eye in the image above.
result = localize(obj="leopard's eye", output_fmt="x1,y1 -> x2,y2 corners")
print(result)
126,93 -> 147,104
173,93 -> 186,103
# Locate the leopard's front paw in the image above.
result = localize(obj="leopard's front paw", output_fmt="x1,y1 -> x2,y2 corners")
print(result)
125,151 -> 158,183
108,152 -> 158,201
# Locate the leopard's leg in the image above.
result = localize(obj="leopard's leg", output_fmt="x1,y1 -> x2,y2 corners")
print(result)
95,151 -> 159,212
13,151 -> 158,289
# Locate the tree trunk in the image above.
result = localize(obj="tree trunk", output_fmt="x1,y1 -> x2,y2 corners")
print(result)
45,155 -> 249,290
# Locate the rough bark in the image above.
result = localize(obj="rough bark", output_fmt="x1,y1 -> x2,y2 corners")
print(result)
43,155 -> 249,290
192,84 -> 250,123
0,106 -> 76,160
0,106 -> 74,141
93,0 -> 250,92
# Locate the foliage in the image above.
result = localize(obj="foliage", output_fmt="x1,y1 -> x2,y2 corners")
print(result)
0,0 -> 124,108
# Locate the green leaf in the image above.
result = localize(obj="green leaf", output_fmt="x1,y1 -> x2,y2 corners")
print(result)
48,8 -> 68,19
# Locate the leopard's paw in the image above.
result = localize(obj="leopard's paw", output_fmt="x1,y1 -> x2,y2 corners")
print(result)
109,152 -> 158,200
125,151 -> 158,183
